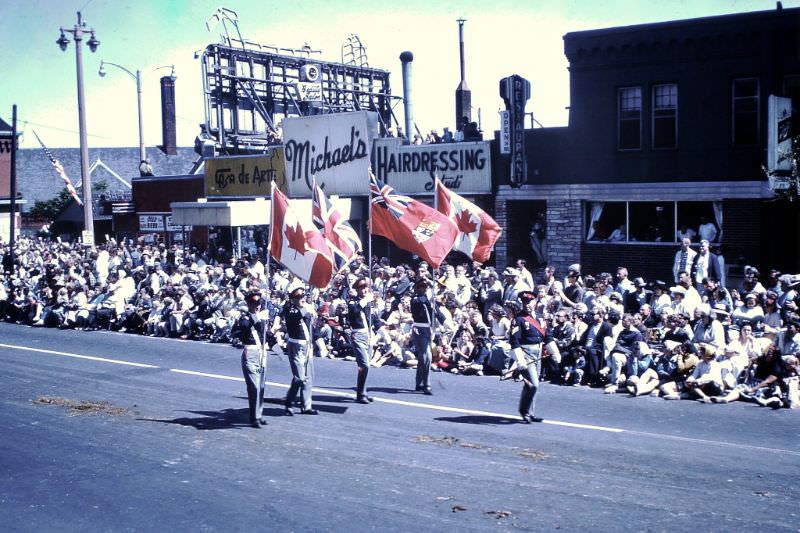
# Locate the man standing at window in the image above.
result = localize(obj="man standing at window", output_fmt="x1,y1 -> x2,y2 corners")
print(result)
698,216 -> 718,243
672,237 -> 697,283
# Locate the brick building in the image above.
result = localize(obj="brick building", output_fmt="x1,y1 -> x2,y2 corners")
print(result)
492,6 -> 800,282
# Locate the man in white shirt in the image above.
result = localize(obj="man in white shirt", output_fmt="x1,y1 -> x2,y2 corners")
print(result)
698,216 -> 718,243
672,238 -> 696,283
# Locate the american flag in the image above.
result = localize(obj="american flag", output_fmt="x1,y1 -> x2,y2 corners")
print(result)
312,177 -> 362,272
32,130 -> 83,206
369,170 -> 411,220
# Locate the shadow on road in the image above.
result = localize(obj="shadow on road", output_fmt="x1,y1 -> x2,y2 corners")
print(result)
264,395 -> 350,414
434,415 -> 522,426
138,407 -> 287,430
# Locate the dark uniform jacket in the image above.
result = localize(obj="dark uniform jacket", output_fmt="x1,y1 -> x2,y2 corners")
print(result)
510,313 -> 553,348
284,304 -> 312,341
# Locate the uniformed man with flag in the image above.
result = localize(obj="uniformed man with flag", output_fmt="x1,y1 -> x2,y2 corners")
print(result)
236,289 -> 270,428
411,278 -> 441,395
348,278 -> 375,404
511,291 -> 561,423
283,287 -> 318,415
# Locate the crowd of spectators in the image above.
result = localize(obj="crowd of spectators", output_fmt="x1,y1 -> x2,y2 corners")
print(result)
1,236 -> 798,409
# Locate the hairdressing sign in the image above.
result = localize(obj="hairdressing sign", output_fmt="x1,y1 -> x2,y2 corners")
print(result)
371,138 -> 491,195
282,110 -> 379,197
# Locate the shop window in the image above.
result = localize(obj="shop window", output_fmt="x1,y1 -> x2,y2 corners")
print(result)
618,87 -> 641,150
628,202 -> 674,242
586,202 -> 625,241
733,78 -> 759,145
586,201 -> 722,243
676,202 -> 720,243
652,84 -> 677,149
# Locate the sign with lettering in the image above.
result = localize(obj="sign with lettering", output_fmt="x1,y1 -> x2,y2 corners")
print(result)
139,214 -> 165,232
499,110 -> 511,155
371,138 -> 491,195
282,110 -> 379,197
500,75 -> 530,187
165,215 -> 192,232
204,149 -> 287,197
768,95 -> 793,173
296,82 -> 323,102
0,136 -> 12,198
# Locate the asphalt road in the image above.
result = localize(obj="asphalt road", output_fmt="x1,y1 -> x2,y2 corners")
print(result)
1,322 -> 799,532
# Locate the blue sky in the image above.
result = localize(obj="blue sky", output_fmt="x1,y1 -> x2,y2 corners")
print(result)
1,0 -> 793,148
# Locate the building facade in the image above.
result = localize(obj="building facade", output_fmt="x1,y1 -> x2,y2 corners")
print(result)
493,6 -> 800,281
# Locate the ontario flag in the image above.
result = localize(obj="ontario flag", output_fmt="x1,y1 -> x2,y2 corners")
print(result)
269,187 -> 334,289
311,177 -> 362,272
369,170 -> 457,269
435,177 -> 502,263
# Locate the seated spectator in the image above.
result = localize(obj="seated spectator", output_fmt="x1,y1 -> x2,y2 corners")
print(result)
685,343 -> 725,403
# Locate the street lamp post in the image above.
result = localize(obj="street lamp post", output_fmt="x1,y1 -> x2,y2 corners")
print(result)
98,61 -> 175,164
57,11 -> 100,244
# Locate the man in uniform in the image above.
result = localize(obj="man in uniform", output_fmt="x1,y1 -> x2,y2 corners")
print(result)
283,286 -> 318,415
348,278 -> 375,404
411,278 -> 439,395
511,291 -> 561,423
235,290 -> 269,428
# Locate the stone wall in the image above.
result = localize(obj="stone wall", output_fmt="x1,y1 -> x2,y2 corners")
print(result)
546,199 -> 582,276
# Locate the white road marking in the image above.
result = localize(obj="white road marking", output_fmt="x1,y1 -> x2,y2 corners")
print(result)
5,341 -> 799,454
0,343 -> 159,369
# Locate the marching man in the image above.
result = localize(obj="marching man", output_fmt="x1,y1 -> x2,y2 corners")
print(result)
348,278 -> 375,404
511,291 -> 561,423
283,287 -> 318,415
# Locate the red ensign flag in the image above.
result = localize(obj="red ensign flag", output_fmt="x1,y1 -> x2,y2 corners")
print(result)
369,171 -> 457,269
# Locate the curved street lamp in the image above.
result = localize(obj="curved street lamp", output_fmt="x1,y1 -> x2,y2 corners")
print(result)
56,11 -> 98,244
98,61 -> 175,164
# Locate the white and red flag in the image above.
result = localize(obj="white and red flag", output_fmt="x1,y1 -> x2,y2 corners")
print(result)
434,177 -> 502,263
369,170 -> 457,269
311,177 -> 362,272
32,130 -> 83,206
269,187 -> 334,289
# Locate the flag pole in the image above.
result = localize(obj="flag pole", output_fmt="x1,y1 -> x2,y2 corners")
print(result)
256,178 -> 275,420
367,168 -> 374,358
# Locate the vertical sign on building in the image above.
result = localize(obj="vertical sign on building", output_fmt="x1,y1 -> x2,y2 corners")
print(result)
499,110 -> 511,154
499,75 -> 530,188
767,95 -> 793,174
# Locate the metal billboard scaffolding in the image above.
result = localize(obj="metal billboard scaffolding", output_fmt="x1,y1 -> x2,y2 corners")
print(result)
197,42 -> 399,156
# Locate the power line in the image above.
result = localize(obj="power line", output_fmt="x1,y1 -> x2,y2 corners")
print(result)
19,119 -> 110,139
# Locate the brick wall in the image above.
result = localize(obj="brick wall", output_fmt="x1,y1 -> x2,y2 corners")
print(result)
546,200 -> 582,276
494,196 -> 508,268
722,199 -> 761,266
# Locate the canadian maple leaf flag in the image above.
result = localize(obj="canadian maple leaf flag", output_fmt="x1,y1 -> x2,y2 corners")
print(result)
312,177 -> 362,273
369,170 -> 458,269
270,187 -> 334,289
435,177 -> 502,263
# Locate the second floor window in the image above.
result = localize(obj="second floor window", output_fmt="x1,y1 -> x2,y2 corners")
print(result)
652,84 -> 678,149
733,78 -> 759,145
618,87 -> 641,150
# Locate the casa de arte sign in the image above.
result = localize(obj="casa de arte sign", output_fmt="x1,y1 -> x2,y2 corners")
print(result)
371,138 -> 492,194
282,110 -> 379,197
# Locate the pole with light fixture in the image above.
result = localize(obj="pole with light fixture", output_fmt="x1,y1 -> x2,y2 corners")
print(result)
56,11 -> 99,244
98,61 -> 175,164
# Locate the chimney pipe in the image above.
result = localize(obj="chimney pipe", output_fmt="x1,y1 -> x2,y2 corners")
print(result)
455,19 -> 471,129
160,75 -> 177,155
399,51 -> 414,142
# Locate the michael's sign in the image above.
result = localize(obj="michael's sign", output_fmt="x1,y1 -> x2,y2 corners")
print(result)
282,111 -> 378,197
372,138 -> 491,195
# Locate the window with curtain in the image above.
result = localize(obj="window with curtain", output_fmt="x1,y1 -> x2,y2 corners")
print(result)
652,84 -> 677,149
586,201 -> 720,243
618,87 -> 642,150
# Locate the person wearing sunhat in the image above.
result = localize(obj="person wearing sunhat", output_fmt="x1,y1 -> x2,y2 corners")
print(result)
348,278 -> 375,404
236,289 -> 270,428
283,286 -> 318,415
410,277 -> 440,395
